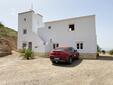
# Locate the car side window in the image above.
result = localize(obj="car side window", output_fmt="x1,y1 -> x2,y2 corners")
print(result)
72,48 -> 75,52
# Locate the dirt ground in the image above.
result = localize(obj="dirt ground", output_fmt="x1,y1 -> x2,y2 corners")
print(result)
0,52 -> 113,85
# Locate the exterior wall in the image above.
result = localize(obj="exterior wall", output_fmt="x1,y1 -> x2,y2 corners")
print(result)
18,10 -> 45,53
18,11 -> 33,50
39,15 -> 97,55
18,10 -> 97,58
32,13 -> 44,34
79,53 -> 97,59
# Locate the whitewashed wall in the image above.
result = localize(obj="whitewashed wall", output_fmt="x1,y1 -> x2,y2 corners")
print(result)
18,10 -> 45,53
38,15 -> 97,53
18,10 -> 97,54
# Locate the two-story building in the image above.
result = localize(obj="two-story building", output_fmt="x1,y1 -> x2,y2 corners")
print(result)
18,10 -> 97,59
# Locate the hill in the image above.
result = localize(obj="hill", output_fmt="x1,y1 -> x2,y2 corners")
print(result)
0,23 -> 17,56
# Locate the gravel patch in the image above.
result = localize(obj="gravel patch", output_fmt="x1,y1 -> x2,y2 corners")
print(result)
0,52 -> 113,85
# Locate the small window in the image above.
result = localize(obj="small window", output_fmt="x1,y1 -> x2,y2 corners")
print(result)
77,43 -> 79,49
77,43 -> 83,50
53,43 -> 59,49
56,44 -> 59,47
35,46 -> 38,48
23,29 -> 27,34
24,18 -> 26,21
53,44 -> 56,49
80,43 -> 83,49
22,43 -> 26,49
43,42 -> 46,45
48,26 -> 51,29
69,24 -> 75,31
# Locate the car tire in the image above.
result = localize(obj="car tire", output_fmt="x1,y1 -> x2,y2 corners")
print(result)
67,57 -> 73,64
52,60 -> 57,64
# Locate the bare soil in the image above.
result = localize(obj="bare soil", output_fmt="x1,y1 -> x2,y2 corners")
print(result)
0,52 -> 113,85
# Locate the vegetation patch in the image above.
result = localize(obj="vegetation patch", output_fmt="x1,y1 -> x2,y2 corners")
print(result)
109,50 -> 113,55
0,23 -> 17,57
20,48 -> 34,60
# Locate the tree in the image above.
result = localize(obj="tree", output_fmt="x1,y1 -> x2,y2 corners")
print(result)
109,49 -> 113,55
97,45 -> 101,52
101,50 -> 106,54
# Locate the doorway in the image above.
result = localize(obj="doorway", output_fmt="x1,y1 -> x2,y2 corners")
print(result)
28,42 -> 32,50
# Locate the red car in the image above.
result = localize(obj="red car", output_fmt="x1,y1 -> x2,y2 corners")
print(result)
49,47 -> 79,64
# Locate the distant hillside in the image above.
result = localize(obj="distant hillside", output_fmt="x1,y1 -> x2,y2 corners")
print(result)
0,23 -> 17,53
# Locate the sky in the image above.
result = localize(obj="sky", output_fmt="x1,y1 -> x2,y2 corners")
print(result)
0,0 -> 113,50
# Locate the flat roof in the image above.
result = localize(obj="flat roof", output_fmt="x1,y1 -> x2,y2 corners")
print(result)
45,15 -> 95,23
18,10 -> 43,17
18,10 -> 34,15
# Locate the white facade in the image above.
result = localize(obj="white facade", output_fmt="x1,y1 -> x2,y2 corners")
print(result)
18,10 -> 97,58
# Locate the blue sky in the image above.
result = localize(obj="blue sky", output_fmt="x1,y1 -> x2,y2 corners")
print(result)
0,0 -> 113,50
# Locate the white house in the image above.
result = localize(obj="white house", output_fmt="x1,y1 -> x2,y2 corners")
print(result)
18,10 -> 97,59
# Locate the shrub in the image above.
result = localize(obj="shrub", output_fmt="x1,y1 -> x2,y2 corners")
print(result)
97,45 -> 101,52
96,52 -> 99,57
20,48 -> 34,60
101,50 -> 106,54
109,50 -> 113,55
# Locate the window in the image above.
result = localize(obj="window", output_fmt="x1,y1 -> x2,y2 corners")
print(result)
48,26 -> 51,29
69,24 -> 75,31
80,43 -> 83,49
23,29 -> 27,34
77,43 -> 83,49
53,43 -> 59,49
43,42 -> 46,45
56,44 -> 59,47
53,44 -> 56,49
22,43 -> 26,49
35,46 -> 38,48
24,18 -> 26,21
77,43 -> 79,49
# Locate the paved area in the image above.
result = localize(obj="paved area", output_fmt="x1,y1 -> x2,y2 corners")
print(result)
0,52 -> 113,85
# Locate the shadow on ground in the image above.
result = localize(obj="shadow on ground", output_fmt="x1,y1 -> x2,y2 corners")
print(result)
53,59 -> 82,67
97,56 -> 113,61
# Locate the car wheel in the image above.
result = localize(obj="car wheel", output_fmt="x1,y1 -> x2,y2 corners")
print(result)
52,60 -> 57,64
67,57 -> 73,64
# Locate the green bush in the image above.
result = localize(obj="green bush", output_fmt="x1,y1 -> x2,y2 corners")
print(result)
97,45 -> 101,52
20,48 -> 34,60
109,50 -> 113,55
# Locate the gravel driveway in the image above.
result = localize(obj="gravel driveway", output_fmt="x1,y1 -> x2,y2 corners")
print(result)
0,52 -> 113,85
